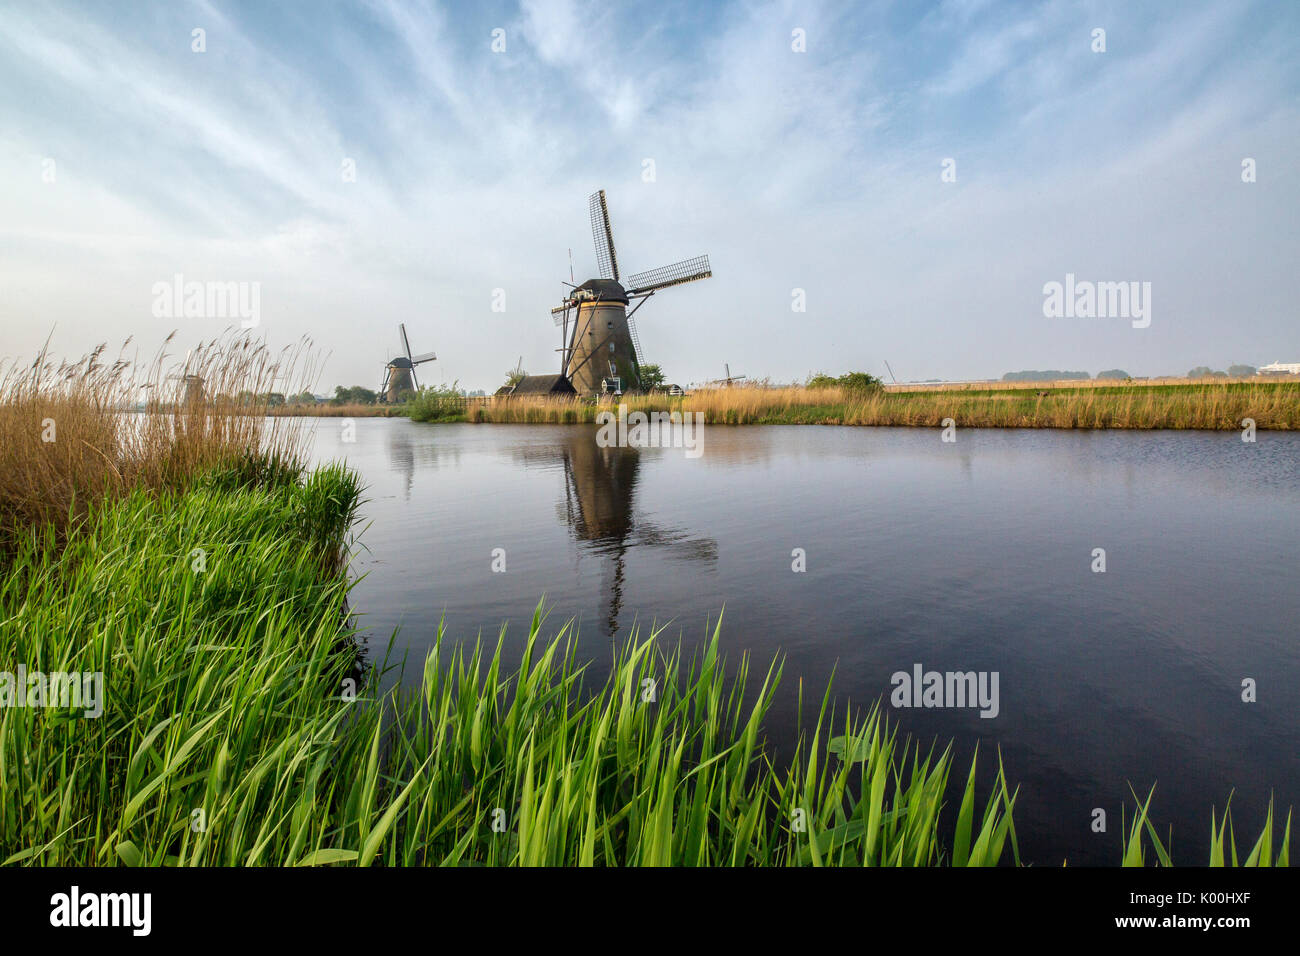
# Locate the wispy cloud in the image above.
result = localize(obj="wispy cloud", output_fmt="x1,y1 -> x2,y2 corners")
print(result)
1,0 -> 1297,388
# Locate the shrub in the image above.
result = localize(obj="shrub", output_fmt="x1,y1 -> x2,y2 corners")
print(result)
805,372 -> 884,394
406,381 -> 467,422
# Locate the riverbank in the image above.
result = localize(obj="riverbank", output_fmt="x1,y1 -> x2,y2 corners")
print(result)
470,381 -> 1299,429
277,380 -> 1300,430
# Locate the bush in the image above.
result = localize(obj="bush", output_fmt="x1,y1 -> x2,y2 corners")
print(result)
407,381 -> 467,422
805,371 -> 884,394
839,372 -> 885,394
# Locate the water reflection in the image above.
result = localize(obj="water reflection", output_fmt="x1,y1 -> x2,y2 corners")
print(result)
386,424 -> 462,501
535,431 -> 717,637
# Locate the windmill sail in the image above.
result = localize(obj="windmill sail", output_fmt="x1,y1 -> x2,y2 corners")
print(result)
385,324 -> 435,396
627,255 -> 712,295
589,190 -> 619,281
400,323 -> 414,363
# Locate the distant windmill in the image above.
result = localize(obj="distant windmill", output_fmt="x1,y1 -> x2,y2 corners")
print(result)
163,349 -> 206,404
884,360 -> 899,385
552,189 -> 713,395
380,323 -> 436,402
708,363 -> 747,388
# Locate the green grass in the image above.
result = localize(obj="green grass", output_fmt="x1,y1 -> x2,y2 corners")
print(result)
1119,785 -> 1291,867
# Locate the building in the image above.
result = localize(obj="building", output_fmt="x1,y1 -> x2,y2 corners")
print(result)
495,374 -> 580,397
1257,362 -> 1300,375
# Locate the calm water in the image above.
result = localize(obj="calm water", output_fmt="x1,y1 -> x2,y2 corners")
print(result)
308,419 -> 1300,866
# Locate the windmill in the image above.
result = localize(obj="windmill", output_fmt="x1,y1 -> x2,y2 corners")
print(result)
161,349 -> 206,405
708,363 -> 747,388
884,360 -> 899,386
552,189 -> 712,396
380,323 -> 436,402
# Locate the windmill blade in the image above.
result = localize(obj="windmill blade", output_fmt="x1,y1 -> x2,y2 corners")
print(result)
589,190 -> 619,281
400,324 -> 414,364
626,311 -> 644,365
410,365 -> 420,391
627,255 -> 712,295
410,351 -> 437,364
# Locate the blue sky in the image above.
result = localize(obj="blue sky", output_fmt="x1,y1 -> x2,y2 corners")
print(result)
1,0 -> 1297,390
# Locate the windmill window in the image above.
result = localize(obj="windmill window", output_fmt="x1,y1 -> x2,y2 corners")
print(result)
609,341 -> 616,353
607,321 -> 613,329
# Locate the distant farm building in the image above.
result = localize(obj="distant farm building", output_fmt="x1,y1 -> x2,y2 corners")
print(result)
495,374 -> 579,397
1258,361 -> 1300,375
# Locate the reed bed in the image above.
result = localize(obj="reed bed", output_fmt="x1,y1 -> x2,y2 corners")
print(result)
462,380 -> 1299,429
269,402 -> 406,418
0,332 -> 313,547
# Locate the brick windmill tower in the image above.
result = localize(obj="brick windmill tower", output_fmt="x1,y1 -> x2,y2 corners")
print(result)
379,323 -> 436,402
551,190 -> 713,396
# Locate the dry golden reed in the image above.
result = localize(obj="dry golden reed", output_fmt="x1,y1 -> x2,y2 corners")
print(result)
0,330 -> 315,544
462,380 -> 1298,430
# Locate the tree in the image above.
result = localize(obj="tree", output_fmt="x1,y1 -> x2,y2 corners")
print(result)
332,385 -> 378,405
1096,369 -> 1131,380
1187,366 -> 1225,378
805,371 -> 883,393
839,372 -> 884,394
504,365 -> 527,387
1228,364 -> 1256,377
638,363 -> 666,390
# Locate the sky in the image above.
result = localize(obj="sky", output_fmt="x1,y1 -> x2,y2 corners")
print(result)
1,0 -> 1297,392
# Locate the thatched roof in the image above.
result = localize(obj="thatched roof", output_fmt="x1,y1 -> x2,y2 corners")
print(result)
495,374 -> 578,397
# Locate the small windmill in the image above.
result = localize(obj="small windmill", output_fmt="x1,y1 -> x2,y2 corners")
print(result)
551,189 -> 712,395
380,323 -> 436,402
162,349 -> 206,404
709,363 -> 747,388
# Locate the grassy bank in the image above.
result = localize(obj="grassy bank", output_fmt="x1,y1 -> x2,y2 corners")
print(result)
453,380 -> 1299,429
